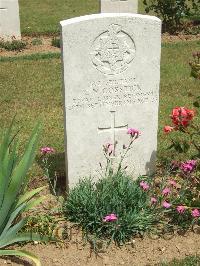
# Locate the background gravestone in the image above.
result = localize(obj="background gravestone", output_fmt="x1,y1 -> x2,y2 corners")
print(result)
60,14 -> 161,188
0,0 -> 21,40
101,0 -> 138,13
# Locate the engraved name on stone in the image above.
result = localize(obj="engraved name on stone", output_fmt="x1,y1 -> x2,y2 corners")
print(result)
67,78 -> 158,110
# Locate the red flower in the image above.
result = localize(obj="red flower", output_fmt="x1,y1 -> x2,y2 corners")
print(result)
164,126 -> 174,133
171,107 -> 195,128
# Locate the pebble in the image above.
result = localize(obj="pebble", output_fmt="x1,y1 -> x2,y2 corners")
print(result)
176,244 -> 181,252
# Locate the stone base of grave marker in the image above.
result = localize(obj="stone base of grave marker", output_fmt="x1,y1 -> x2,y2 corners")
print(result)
0,0 -> 21,41
101,0 -> 138,13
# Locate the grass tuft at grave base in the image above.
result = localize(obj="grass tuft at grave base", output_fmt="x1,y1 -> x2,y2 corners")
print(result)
63,172 -> 160,246
157,255 -> 200,266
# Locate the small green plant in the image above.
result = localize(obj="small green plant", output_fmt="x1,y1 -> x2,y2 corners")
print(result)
51,37 -> 60,48
63,173 -> 160,246
0,39 -> 27,51
157,255 -> 200,265
31,38 -> 43,46
143,0 -> 200,32
0,120 -> 50,265
189,51 -> 200,79
143,172 -> 200,231
40,146 -> 57,196
23,214 -> 57,239
63,129 -> 161,246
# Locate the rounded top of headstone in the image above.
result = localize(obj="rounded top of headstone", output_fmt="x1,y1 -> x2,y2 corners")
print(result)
60,13 -> 161,27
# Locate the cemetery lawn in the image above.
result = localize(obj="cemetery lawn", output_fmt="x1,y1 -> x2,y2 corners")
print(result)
19,0 -> 146,34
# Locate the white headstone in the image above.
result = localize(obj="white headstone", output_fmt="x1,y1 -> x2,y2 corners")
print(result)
101,0 -> 138,13
60,14 -> 161,188
0,0 -> 21,40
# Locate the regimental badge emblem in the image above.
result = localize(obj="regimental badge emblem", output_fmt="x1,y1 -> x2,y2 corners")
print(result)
90,24 -> 136,75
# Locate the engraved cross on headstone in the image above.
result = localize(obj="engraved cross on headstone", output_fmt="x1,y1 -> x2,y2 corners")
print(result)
98,111 -> 128,155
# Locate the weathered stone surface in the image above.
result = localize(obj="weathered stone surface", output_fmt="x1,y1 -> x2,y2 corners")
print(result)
101,0 -> 138,13
60,14 -> 161,187
0,0 -> 21,40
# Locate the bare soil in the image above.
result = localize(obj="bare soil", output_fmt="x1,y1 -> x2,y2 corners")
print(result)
0,231 -> 199,266
0,34 -> 200,58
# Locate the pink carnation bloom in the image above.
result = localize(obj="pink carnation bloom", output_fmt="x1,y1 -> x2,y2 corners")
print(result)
151,197 -> 157,204
127,128 -> 140,138
169,179 -> 177,187
191,209 -> 200,218
176,205 -> 186,214
140,181 -> 150,191
180,160 -> 197,173
162,187 -> 171,196
40,146 -> 55,155
103,213 -> 118,222
104,143 -> 114,155
162,201 -> 171,209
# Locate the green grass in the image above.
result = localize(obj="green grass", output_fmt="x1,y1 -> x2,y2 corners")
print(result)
0,52 -> 60,62
18,0 -> 199,35
157,255 -> 200,266
19,0 -> 146,34
0,41 -> 199,177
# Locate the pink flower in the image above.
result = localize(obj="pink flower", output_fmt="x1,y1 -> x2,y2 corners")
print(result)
162,201 -> 171,209
162,187 -> 171,196
180,160 -> 197,173
40,146 -> 55,155
191,209 -> 200,218
103,213 -> 118,222
151,197 -> 157,204
104,143 -> 114,155
163,126 -> 174,133
169,179 -> 177,187
140,181 -> 150,191
127,128 -> 140,138
176,205 -> 186,214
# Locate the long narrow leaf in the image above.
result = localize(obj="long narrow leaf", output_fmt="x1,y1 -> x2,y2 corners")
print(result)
0,117 -> 15,161
0,249 -> 41,266
0,123 -> 41,229
0,140 -> 19,210
0,218 -> 27,247
0,233 -> 51,248
16,187 -> 45,209
24,196 -> 46,212
0,203 -> 26,237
